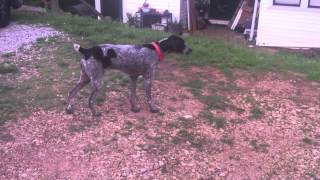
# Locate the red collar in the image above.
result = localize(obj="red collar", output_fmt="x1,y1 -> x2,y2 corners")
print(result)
151,42 -> 164,61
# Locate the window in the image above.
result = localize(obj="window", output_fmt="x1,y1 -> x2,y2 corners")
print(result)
309,0 -> 320,8
273,0 -> 301,6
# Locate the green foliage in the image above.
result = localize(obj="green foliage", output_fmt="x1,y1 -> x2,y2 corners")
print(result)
13,11 -> 320,79
0,62 -> 18,74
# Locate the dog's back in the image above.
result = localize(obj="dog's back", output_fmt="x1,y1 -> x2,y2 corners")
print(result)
99,44 -> 159,76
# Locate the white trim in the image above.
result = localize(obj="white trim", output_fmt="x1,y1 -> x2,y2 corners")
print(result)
209,19 -> 230,25
95,0 -> 102,20
249,0 -> 259,41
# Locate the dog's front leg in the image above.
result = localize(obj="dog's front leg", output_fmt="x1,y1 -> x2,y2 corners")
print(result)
129,75 -> 141,112
143,71 -> 160,113
89,79 -> 103,116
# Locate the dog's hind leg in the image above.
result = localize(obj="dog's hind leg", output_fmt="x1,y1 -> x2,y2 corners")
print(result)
143,70 -> 160,113
88,78 -> 104,116
129,75 -> 141,112
66,68 -> 90,114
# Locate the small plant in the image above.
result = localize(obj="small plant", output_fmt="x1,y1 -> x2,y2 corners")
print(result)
177,117 -> 196,129
181,78 -> 204,97
302,137 -> 316,145
200,111 -> 226,129
1,52 -> 16,58
201,95 -> 229,110
126,13 -> 139,27
250,139 -> 269,153
220,135 -> 234,146
0,62 -> 18,74
250,106 -> 264,119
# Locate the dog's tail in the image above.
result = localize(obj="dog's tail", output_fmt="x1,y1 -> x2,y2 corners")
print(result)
73,43 -> 117,68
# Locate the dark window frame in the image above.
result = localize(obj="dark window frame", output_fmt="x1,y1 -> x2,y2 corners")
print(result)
273,0 -> 301,6
308,0 -> 320,8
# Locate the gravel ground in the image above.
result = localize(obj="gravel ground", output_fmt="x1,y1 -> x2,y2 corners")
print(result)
1,28 -> 319,179
0,23 -> 61,54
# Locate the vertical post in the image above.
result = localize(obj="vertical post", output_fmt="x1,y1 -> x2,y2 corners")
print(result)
249,0 -> 259,41
187,0 -> 191,31
95,0 -> 102,20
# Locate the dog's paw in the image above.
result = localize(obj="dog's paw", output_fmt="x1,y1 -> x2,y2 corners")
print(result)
73,43 -> 80,51
65,106 -> 74,114
150,106 -> 160,113
131,106 -> 141,113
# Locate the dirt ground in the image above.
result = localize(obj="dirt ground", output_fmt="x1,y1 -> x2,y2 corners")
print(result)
1,26 -> 320,179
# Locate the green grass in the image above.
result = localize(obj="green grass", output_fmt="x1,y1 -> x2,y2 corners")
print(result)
200,111 -> 227,129
12,11 -> 320,79
250,106 -> 264,119
0,37 -> 79,124
0,62 -> 18,74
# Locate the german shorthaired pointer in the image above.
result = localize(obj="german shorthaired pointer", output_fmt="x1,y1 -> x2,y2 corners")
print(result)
66,35 -> 192,116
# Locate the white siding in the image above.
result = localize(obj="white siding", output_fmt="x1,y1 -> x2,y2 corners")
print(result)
256,0 -> 320,48
122,0 -> 180,23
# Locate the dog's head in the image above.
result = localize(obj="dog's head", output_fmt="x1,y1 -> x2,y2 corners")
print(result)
159,35 -> 192,54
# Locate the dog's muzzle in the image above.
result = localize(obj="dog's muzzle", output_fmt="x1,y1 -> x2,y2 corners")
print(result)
183,47 -> 192,54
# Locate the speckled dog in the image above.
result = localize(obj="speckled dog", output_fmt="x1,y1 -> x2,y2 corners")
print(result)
66,35 -> 192,116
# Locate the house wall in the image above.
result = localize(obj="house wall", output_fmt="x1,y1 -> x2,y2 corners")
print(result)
122,0 -> 181,23
256,0 -> 320,48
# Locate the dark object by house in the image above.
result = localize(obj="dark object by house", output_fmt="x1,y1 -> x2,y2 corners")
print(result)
167,21 -> 183,34
0,0 -> 23,27
195,0 -> 210,29
70,3 -> 95,16
209,0 -> 240,20
101,0 -> 122,20
137,12 -> 162,28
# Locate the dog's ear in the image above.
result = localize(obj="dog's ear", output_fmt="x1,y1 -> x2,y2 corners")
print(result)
107,49 -> 117,58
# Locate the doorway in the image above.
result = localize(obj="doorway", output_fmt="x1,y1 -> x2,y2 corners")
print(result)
102,0 -> 122,21
208,0 -> 240,24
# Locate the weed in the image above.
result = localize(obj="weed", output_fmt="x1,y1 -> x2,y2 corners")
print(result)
181,78 -> 204,97
302,137 -> 316,145
57,61 -> 69,68
177,117 -> 196,129
0,62 -> 18,74
250,139 -> 269,153
95,95 -> 106,106
182,78 -> 204,90
1,52 -> 16,58
250,106 -> 264,119
172,129 -> 194,145
200,111 -> 227,129
201,95 -> 229,110
220,135 -> 234,146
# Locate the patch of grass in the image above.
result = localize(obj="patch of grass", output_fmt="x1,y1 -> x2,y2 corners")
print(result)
201,95 -> 230,110
1,52 -> 16,58
0,62 -> 18,74
250,106 -> 264,119
171,129 -> 208,151
182,78 -> 204,90
220,135 -> 234,146
177,117 -> 196,129
57,61 -> 69,68
0,36 -> 78,124
181,78 -> 204,97
200,111 -> 227,129
250,139 -> 269,153
12,11 -> 320,79
302,137 -> 317,145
